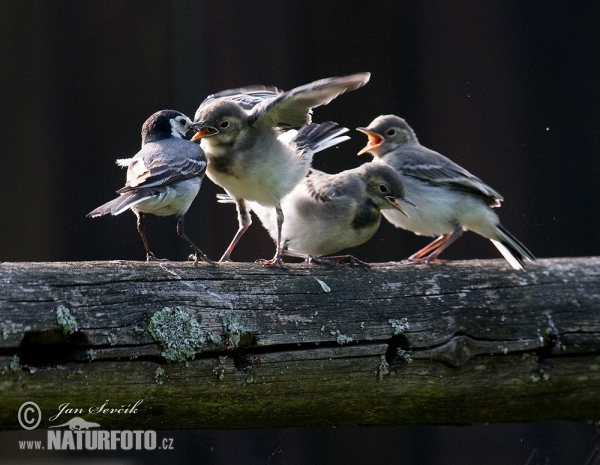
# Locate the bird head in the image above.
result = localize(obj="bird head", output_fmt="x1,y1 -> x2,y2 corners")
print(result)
191,101 -> 246,146
141,110 -> 195,144
362,163 -> 415,217
356,115 -> 417,157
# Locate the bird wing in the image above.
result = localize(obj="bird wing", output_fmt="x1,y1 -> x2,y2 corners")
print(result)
197,85 -> 282,112
393,146 -> 504,205
248,73 -> 371,128
303,169 -> 361,207
303,169 -> 337,203
117,142 -> 206,194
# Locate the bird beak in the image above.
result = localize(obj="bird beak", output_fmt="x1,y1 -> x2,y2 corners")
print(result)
356,127 -> 384,155
385,196 -> 414,217
190,122 -> 219,141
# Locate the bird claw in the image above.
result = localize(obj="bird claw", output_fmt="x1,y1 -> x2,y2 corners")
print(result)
146,253 -> 169,262
188,253 -> 217,267
309,255 -> 371,268
256,257 -> 288,270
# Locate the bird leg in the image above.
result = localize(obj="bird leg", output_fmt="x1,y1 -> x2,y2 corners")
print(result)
408,227 -> 463,265
136,212 -> 167,262
176,215 -> 215,266
220,198 -> 252,262
257,203 -> 287,269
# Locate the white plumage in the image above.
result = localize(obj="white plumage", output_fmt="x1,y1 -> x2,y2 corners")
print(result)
357,114 -> 535,270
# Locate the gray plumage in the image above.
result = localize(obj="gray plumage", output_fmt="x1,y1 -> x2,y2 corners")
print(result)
357,114 -> 535,270
191,73 -> 370,266
221,161 -> 412,266
87,109 -> 213,264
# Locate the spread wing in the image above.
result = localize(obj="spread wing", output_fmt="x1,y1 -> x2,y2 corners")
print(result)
196,86 -> 282,116
248,72 -> 371,128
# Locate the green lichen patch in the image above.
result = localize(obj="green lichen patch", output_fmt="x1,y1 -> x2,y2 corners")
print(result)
330,330 -> 353,345
389,318 -> 409,335
86,349 -> 96,362
377,355 -> 390,381
154,367 -> 165,385
2,355 -> 21,375
148,307 -> 205,363
207,331 -> 223,345
56,305 -> 78,335
222,313 -> 248,349
396,348 -> 413,364
1,321 -> 31,341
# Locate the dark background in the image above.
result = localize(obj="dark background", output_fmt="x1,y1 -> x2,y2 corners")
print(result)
1,1 -> 598,463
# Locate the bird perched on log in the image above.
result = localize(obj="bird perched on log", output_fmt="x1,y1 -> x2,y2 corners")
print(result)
88,109 -> 213,265
356,114 -> 535,270
191,72 -> 371,267
226,156 -> 413,267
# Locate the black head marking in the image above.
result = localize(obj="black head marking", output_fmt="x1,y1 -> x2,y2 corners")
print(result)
141,109 -> 187,144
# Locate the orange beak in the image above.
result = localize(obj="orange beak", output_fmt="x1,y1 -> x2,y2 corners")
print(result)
190,123 -> 218,142
386,196 -> 415,217
356,127 -> 384,155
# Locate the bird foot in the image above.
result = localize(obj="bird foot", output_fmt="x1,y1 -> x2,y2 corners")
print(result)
188,253 -> 217,267
309,255 -> 371,268
146,253 -> 169,262
256,257 -> 289,270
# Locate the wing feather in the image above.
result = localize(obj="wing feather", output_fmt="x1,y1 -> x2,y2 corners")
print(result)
393,146 -> 503,205
248,73 -> 370,128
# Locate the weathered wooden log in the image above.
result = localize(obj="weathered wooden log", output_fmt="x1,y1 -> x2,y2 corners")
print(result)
0,258 -> 599,431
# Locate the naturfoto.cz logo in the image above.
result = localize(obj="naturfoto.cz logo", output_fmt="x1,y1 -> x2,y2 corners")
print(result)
16,400 -> 175,452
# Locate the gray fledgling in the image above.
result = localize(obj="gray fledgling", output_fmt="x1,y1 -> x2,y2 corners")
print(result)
357,114 -> 535,270
191,72 -> 371,267
234,160 -> 413,267
88,109 -> 213,265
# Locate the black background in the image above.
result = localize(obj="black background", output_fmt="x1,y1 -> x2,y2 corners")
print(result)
1,1 -> 598,463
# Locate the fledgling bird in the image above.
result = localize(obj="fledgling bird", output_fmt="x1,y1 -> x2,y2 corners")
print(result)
229,157 -> 413,267
356,115 -> 535,270
191,72 -> 371,267
87,109 -> 213,265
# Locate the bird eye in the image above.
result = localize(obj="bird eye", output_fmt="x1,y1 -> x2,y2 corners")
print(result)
378,184 -> 389,194
220,120 -> 230,128
386,128 -> 396,136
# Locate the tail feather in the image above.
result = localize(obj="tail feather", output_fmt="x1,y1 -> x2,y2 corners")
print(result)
491,224 -> 535,271
293,122 -> 350,155
216,193 -> 236,204
87,191 -> 153,217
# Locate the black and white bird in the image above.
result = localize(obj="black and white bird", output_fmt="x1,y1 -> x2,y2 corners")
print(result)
227,155 -> 413,267
191,72 -> 371,267
357,114 -> 535,270
88,109 -> 213,265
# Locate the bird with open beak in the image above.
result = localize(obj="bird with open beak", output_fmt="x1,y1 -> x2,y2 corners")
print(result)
357,114 -> 535,270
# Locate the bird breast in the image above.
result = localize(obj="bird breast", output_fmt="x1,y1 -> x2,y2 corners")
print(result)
204,136 -> 310,206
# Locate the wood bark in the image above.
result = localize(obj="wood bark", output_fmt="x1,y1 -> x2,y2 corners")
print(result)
0,258 -> 599,430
